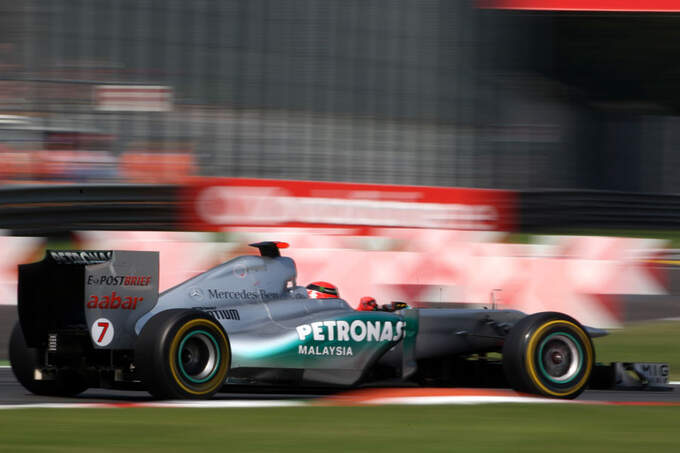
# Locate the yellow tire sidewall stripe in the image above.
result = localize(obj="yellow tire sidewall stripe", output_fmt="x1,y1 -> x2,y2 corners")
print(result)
525,320 -> 593,397
168,318 -> 230,396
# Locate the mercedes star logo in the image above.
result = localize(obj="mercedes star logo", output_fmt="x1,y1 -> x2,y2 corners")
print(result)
189,287 -> 204,300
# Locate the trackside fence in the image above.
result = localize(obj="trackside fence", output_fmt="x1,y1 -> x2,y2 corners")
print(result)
0,185 -> 180,235
519,190 -> 680,231
1,184 -> 680,234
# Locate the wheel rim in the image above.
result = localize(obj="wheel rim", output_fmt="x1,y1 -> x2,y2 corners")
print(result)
537,332 -> 583,384
177,330 -> 221,384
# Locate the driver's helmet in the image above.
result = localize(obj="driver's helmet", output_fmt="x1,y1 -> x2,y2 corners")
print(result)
306,281 -> 339,299
357,296 -> 378,311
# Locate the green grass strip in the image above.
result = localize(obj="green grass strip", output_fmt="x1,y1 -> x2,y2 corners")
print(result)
594,321 -> 680,379
0,405 -> 678,453
507,229 -> 680,247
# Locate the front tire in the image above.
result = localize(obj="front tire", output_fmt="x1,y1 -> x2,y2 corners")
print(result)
502,312 -> 594,399
135,310 -> 230,399
9,322 -> 88,397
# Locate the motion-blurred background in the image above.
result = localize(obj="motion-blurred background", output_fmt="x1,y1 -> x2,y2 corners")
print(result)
1,1 -> 680,358
4,0 -> 680,189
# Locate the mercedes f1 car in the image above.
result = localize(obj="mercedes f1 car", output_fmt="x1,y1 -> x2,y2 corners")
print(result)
9,242 -> 670,399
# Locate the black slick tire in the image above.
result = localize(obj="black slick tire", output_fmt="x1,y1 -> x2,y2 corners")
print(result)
135,309 -> 230,399
502,312 -> 594,399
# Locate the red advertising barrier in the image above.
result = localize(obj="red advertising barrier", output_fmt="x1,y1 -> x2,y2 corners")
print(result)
477,0 -> 680,12
182,178 -> 517,232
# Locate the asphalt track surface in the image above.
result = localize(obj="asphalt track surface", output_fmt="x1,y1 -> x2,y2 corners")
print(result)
1,368 -> 678,406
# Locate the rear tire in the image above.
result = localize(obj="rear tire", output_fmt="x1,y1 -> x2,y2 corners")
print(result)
9,322 -> 88,397
135,310 -> 230,399
502,312 -> 594,399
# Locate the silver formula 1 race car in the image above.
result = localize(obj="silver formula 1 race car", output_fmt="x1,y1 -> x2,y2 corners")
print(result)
9,242 -> 670,399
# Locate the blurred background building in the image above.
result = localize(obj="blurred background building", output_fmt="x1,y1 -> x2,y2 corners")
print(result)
1,1 -> 680,191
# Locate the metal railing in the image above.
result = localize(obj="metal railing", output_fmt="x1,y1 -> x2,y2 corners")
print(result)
0,184 -> 179,235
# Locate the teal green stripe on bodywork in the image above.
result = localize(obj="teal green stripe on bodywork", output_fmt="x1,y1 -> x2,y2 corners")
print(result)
232,331 -> 301,361
401,308 -> 420,377
230,312 -> 412,369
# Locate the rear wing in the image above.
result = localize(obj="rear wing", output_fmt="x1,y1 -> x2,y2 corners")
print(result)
18,250 -> 159,350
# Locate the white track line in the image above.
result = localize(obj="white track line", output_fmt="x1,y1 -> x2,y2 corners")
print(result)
0,400 -> 305,410
364,396 -> 565,405
0,397 -> 562,409
2,395 -> 679,409
148,400 -> 304,408
0,403 -> 110,410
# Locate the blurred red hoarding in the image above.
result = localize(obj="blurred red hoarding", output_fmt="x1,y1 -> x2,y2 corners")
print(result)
477,0 -> 680,11
182,178 -> 516,232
